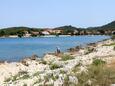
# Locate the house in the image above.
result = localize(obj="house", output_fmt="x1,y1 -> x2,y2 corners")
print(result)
31,31 -> 40,35
42,31 -> 50,35
73,30 -> 79,34
24,31 -> 31,37
9,35 -> 18,38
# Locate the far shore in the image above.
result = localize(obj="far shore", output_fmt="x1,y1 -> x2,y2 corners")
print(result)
0,34 -> 110,38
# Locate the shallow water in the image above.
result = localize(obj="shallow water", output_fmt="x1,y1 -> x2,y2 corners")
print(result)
0,35 -> 110,62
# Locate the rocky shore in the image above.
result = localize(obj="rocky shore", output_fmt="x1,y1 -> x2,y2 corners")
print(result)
0,39 -> 115,86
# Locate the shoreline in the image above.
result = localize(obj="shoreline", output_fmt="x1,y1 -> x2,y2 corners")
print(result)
0,37 -> 115,85
0,34 -> 109,38
0,36 -> 111,63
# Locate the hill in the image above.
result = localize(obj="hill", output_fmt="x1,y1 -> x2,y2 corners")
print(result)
0,27 -> 42,37
0,21 -> 115,36
88,21 -> 115,30
100,21 -> 115,30
54,25 -> 82,30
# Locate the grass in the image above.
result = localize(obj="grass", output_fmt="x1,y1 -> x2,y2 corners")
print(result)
51,75 -> 59,81
50,63 -> 62,70
84,47 -> 94,55
73,59 -> 115,86
4,77 -> 11,82
23,83 -> 27,86
4,71 -> 30,82
40,60 -> 47,65
33,78 -> 42,85
92,59 -> 106,66
61,54 -> 74,61
19,74 -> 30,79
63,75 -> 70,86
103,43 -> 115,46
60,70 -> 67,74
33,71 -> 40,77
111,35 -> 115,40
63,75 -> 77,86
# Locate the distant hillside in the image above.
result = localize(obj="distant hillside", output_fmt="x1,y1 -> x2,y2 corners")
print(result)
88,21 -> 115,30
100,21 -> 115,30
54,25 -> 82,30
0,21 -> 115,37
1,27 -> 41,31
0,27 -> 42,37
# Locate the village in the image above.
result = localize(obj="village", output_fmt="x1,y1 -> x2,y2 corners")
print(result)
0,25 -> 115,38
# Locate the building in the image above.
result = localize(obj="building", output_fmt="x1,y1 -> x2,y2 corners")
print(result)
42,31 -> 50,35
24,31 -> 31,37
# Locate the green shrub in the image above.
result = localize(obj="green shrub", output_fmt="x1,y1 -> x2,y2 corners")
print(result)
4,77 -> 11,82
111,35 -> 115,40
19,74 -> 30,79
114,46 -> 115,50
4,71 -> 29,82
61,54 -> 74,61
33,71 -> 40,77
73,61 -> 115,86
63,75 -> 69,86
85,47 -> 94,55
40,60 -> 47,65
18,71 -> 28,75
92,59 -> 106,66
103,43 -> 115,46
23,84 -> 27,86
50,63 -> 62,70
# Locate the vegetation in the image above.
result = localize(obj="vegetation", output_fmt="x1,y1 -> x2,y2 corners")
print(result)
61,54 -> 74,61
103,43 -> 115,46
4,71 -> 29,82
23,84 -> 27,86
84,47 -> 95,55
50,63 -> 62,70
33,71 -> 40,77
111,35 -> 115,40
0,27 -> 42,37
0,21 -> 115,37
92,59 -> 106,66
40,60 -> 47,65
73,59 -> 115,86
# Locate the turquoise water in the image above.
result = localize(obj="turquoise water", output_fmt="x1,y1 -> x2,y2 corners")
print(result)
0,35 -> 110,62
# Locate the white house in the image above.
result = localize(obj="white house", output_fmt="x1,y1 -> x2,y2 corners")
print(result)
42,31 -> 50,35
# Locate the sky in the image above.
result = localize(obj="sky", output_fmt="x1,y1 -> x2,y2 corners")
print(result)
0,0 -> 115,28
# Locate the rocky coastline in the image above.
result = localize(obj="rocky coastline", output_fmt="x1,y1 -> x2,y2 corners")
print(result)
0,38 -> 115,86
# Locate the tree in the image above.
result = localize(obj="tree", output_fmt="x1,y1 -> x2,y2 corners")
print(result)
0,30 -> 5,37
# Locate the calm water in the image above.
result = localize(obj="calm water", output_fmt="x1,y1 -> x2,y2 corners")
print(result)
0,35 -> 110,62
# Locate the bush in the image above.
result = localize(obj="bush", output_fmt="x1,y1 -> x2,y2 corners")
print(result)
61,54 -> 74,61
4,77 -> 11,82
103,43 -> 115,46
50,63 -> 62,70
4,71 -> 29,82
33,71 -> 40,77
40,60 -> 47,65
111,35 -> 115,40
85,47 -> 94,55
92,59 -> 106,66
114,46 -> 115,50
73,60 -> 115,86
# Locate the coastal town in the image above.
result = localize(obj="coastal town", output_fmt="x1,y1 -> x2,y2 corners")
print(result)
0,21 -> 115,38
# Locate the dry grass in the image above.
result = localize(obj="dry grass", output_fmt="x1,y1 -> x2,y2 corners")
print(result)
107,58 -> 115,68
72,59 -> 115,86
